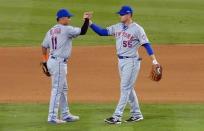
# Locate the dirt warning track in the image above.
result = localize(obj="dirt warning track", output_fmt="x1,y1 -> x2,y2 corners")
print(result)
0,45 -> 203,103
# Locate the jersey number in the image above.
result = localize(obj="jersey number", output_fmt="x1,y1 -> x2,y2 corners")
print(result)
123,41 -> 132,48
51,36 -> 57,50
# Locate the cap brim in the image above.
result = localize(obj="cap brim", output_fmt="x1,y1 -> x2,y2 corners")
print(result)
116,12 -> 126,16
69,14 -> 74,17
57,14 -> 74,19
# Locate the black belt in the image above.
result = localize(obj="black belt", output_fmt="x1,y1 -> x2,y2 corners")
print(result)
51,56 -> 68,63
117,55 -> 142,60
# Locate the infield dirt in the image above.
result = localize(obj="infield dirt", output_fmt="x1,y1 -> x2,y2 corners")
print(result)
0,45 -> 203,103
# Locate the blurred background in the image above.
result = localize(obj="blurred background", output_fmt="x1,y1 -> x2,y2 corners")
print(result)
0,0 -> 203,46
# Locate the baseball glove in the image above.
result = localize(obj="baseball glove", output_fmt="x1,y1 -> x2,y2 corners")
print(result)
40,62 -> 51,77
150,64 -> 162,81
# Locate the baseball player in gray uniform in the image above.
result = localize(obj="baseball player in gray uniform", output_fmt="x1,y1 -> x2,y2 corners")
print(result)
89,6 -> 161,124
41,9 -> 90,124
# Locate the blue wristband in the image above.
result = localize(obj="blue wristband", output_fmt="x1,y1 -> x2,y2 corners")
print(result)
142,43 -> 154,55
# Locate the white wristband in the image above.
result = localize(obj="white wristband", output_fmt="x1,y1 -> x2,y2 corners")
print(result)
152,59 -> 159,65
89,20 -> 93,26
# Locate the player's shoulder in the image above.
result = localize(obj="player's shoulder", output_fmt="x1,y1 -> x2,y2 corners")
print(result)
64,25 -> 74,29
50,24 -> 60,29
50,24 -> 73,30
108,23 -> 122,28
132,22 -> 146,33
132,22 -> 144,29
63,25 -> 80,31
46,24 -> 60,34
52,24 -> 78,34
47,24 -> 60,32
115,23 -> 123,26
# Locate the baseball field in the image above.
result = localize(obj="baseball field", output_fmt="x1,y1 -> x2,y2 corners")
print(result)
0,0 -> 204,131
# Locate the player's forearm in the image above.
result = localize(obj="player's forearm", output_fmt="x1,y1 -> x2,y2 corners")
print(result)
42,46 -> 48,62
80,18 -> 89,35
150,54 -> 159,64
89,22 -> 109,36
142,43 -> 159,64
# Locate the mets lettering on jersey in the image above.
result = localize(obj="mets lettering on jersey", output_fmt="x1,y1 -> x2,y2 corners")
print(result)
107,22 -> 149,57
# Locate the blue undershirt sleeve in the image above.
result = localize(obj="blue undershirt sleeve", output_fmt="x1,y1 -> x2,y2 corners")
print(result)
90,23 -> 109,36
142,43 -> 154,56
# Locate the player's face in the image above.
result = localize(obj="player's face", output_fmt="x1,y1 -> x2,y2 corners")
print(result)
120,14 -> 132,23
59,17 -> 71,25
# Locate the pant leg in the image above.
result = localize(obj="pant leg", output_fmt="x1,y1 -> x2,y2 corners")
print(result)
128,60 -> 143,117
129,89 -> 143,117
47,59 -> 67,121
59,76 -> 70,119
113,58 -> 136,117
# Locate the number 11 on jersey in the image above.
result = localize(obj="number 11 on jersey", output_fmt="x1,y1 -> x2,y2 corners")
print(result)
51,36 -> 57,50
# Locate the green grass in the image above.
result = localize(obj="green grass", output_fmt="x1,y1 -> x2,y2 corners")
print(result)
0,0 -> 203,46
0,103 -> 204,131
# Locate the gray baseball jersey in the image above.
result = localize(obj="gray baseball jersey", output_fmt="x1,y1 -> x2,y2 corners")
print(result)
106,22 -> 149,57
42,24 -> 81,59
106,22 -> 149,119
44,24 -> 81,122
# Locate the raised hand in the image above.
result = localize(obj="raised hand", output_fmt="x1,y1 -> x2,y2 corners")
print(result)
83,11 -> 93,19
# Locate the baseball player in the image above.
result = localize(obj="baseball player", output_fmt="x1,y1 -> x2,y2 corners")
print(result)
89,6 -> 162,124
41,9 -> 91,124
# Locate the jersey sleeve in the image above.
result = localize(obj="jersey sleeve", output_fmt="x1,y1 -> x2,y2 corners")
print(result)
67,26 -> 81,38
106,24 -> 116,36
41,32 -> 50,48
138,26 -> 150,45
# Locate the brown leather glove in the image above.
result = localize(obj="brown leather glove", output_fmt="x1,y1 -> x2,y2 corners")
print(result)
150,64 -> 162,81
40,62 -> 51,77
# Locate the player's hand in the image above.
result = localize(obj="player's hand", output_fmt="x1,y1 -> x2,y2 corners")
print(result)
83,11 -> 93,19
40,62 -> 51,77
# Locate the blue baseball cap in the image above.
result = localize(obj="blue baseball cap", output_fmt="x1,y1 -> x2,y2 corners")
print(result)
117,6 -> 133,16
56,9 -> 73,19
